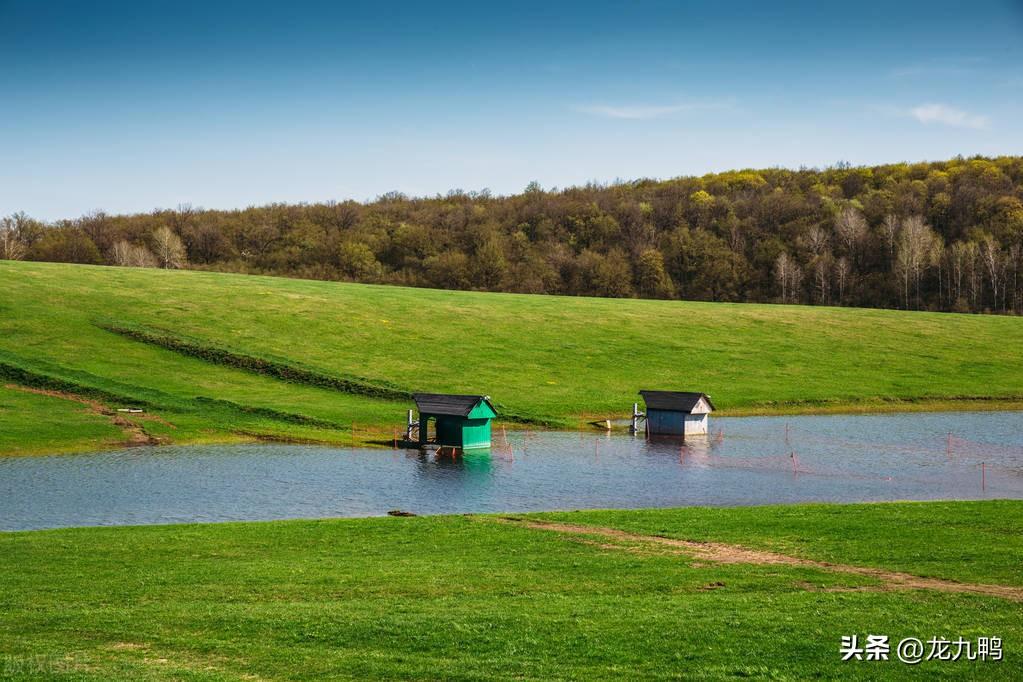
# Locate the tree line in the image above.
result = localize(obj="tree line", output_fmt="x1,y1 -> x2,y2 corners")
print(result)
3,155 -> 1022,314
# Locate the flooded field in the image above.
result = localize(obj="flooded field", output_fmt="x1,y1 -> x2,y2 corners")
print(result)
1,411 -> 1021,530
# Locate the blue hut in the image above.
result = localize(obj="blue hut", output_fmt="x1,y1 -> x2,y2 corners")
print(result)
639,390 -> 715,437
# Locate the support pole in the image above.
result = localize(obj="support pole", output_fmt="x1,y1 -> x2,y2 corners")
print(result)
630,403 -> 645,435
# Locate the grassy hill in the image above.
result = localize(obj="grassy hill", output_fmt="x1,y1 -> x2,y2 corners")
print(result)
2,259 -> 1022,454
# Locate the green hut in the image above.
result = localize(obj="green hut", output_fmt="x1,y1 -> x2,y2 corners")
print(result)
413,393 -> 498,450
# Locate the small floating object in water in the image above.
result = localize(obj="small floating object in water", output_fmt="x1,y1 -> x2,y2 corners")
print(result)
387,509 -> 417,517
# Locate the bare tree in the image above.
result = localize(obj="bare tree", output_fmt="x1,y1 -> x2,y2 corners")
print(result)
78,210 -> 113,253
110,240 -> 157,268
0,212 -> 38,260
774,252 -> 793,302
169,203 -> 196,233
789,261 -> 804,303
978,235 -> 1003,311
964,241 -> 981,310
812,253 -> 832,304
774,252 -> 804,304
804,226 -> 829,258
727,221 -> 745,255
834,256 -> 851,304
110,240 -> 131,266
834,207 -> 868,261
1010,244 -> 1021,314
948,242 -> 967,306
894,215 -> 937,309
0,224 -> 26,260
151,226 -> 187,269
881,214 -> 900,264
929,235 -> 945,308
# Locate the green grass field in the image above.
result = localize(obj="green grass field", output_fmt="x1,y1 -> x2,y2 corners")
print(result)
1,501 -> 1020,680
2,259 -> 1023,455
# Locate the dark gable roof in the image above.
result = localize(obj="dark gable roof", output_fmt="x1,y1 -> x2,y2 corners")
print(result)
413,393 -> 497,417
639,390 -> 716,412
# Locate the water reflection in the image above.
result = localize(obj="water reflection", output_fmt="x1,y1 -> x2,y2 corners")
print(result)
1,411 -> 1021,530
411,449 -> 494,479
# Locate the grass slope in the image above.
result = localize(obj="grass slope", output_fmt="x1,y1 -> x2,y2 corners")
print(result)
0,385 -> 125,455
2,260 -> 1022,454
1,501 -> 1020,680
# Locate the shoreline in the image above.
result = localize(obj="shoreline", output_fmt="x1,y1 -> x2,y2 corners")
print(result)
3,497 -> 1020,535
3,398 -> 1022,458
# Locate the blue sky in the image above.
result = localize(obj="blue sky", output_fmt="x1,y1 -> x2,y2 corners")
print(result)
2,0 -> 1022,219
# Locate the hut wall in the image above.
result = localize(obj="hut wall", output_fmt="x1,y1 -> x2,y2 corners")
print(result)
684,413 -> 709,436
435,415 -> 464,447
460,418 -> 492,449
646,409 -> 686,436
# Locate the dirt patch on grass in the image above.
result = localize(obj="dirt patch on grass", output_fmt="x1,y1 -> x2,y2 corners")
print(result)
99,640 -> 266,680
501,517 -> 1023,602
5,384 -> 168,446
106,642 -> 148,651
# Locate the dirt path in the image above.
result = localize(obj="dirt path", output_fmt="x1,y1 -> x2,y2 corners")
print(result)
499,517 -> 1023,602
5,384 -> 167,446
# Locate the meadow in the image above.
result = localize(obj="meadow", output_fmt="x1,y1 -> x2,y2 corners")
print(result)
0,501 -> 1020,680
2,259 -> 1023,454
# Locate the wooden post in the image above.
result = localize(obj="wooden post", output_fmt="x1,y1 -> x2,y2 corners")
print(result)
791,451 -> 798,476
946,432 -> 952,459
982,462 -> 986,491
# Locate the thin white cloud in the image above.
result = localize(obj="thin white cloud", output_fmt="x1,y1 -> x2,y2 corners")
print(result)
576,100 -> 727,120
909,103 -> 989,130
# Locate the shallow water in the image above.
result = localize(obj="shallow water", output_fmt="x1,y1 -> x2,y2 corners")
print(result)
1,411 -> 1022,531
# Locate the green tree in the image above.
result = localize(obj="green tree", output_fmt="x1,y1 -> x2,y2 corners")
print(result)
29,228 -> 101,264
635,249 -> 675,298
424,252 -> 471,290
338,242 -> 383,280
471,238 -> 507,289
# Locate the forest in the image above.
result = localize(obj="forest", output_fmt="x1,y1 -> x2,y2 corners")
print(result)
3,155 -> 1022,314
